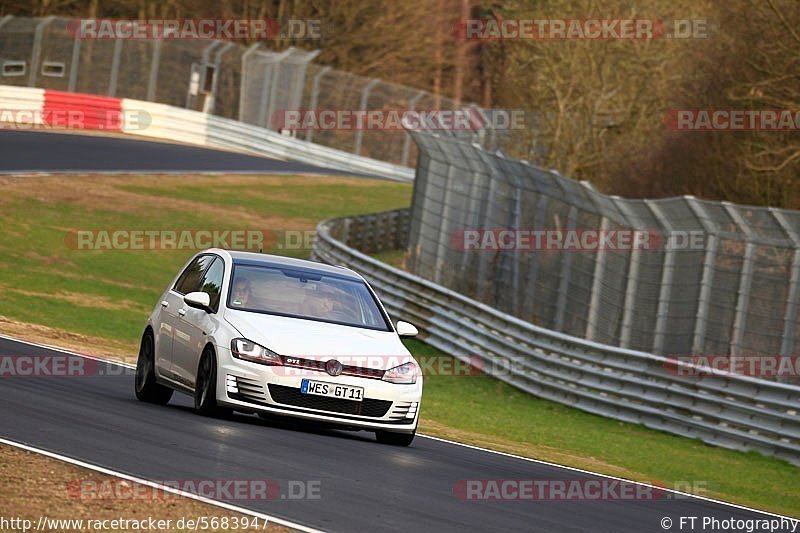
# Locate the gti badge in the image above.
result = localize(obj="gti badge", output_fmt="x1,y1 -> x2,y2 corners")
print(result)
325,359 -> 344,376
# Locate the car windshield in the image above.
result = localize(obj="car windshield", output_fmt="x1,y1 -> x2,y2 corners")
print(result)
227,264 -> 391,331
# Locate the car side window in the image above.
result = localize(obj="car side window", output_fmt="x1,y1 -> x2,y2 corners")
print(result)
174,255 -> 215,295
200,257 -> 225,312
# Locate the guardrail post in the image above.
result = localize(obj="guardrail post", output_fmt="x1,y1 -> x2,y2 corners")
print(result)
554,206 -> 578,332
265,47 -> 296,127
67,31 -> 81,93
401,91 -> 426,166
257,48 -> 293,129
353,79 -> 380,155
611,196 -> 641,349
645,200 -> 675,354
257,58 -> 273,127
108,38 -> 124,96
684,196 -> 718,356
238,43 -> 261,121
723,202 -> 757,359
476,170 -> 498,300
509,185 -> 523,313
184,41 -> 219,109
288,49 -> 320,114
28,16 -> 55,87
305,66 -> 331,143
207,42 -> 235,114
585,216 -> 610,341
521,194 -> 550,319
770,207 -> 800,362
147,38 -> 162,101
434,163 -> 459,285
459,160 -> 482,276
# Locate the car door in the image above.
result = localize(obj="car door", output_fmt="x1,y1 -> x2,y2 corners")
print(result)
160,254 -> 216,382
171,255 -> 225,389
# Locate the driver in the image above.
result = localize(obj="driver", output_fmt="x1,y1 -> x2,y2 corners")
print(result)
231,278 -> 252,307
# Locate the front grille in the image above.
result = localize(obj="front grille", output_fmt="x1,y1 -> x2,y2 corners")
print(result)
282,357 -> 385,380
267,384 -> 391,417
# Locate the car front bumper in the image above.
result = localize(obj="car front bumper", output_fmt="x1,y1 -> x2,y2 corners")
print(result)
215,346 -> 422,433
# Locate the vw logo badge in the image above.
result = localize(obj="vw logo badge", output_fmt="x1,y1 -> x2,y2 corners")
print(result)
325,359 -> 343,377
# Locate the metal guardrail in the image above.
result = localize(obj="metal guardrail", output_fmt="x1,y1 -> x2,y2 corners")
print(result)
130,99 -> 415,181
312,209 -> 800,466
0,85 -> 414,182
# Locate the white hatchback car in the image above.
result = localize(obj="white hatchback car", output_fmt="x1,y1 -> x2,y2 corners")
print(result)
135,249 -> 422,446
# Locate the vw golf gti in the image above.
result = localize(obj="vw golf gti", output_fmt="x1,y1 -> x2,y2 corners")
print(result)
135,249 -> 422,446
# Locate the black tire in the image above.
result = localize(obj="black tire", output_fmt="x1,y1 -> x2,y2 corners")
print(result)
375,430 -> 416,446
194,347 -> 231,417
135,330 -> 173,405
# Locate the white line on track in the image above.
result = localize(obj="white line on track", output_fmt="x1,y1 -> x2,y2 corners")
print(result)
0,437 -> 323,533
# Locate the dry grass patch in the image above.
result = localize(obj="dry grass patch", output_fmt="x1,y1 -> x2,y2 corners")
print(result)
0,445 -> 296,533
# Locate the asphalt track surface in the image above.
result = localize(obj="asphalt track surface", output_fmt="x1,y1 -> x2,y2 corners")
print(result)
0,338 -> 796,532
0,130 -> 356,175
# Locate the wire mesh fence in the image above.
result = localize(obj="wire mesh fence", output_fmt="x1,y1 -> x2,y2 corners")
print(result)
406,131 -> 800,377
0,15 -> 509,166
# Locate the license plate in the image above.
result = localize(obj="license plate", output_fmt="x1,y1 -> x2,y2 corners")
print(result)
300,379 -> 363,402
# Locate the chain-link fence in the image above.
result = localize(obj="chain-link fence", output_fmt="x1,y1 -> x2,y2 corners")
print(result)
406,131 -> 800,371
0,15 -> 511,167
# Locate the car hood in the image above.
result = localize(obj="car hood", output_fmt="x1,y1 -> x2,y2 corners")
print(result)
224,309 -> 412,369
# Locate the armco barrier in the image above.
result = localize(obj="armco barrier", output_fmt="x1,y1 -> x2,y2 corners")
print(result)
0,85 -> 414,182
44,90 -> 122,131
312,209 -> 800,466
0,85 -> 44,111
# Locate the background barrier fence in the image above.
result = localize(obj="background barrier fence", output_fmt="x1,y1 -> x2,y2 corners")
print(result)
405,132 -> 800,372
312,208 -> 800,466
0,16 -> 513,168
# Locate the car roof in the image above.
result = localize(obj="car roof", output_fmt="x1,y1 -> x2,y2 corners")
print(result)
222,250 -> 363,281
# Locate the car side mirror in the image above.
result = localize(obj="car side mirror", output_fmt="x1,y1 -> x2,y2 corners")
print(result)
184,291 -> 212,313
396,320 -> 419,338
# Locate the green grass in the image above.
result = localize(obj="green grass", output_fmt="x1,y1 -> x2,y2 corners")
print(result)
0,175 -> 411,343
370,249 -> 406,268
1,173 -> 798,517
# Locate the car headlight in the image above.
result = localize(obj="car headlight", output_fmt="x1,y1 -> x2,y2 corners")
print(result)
382,361 -> 417,384
231,338 -> 282,366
